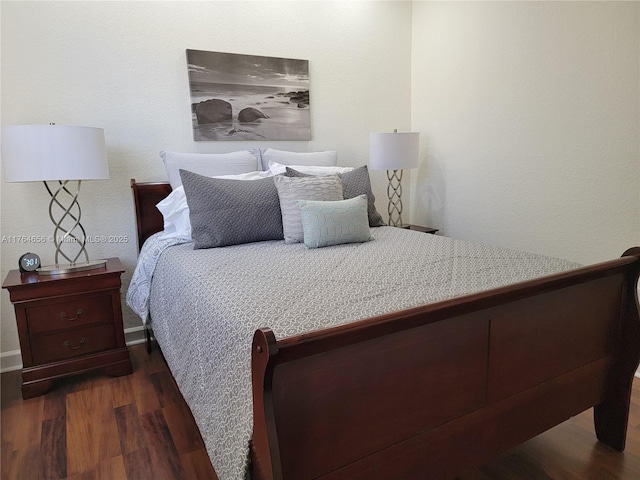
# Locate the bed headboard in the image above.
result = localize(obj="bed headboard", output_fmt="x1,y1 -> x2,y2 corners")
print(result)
130,179 -> 172,251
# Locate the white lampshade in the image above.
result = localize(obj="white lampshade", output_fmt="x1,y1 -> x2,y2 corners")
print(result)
2,124 -> 109,182
369,131 -> 420,171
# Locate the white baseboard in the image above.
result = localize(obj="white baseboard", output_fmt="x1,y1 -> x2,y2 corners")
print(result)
0,325 -> 147,373
123,325 -> 147,346
0,349 -> 23,373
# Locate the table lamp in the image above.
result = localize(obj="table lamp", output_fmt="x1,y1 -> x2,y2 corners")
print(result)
2,124 -> 109,275
369,130 -> 420,227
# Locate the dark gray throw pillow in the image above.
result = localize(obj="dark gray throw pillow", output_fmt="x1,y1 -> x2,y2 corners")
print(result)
285,165 -> 386,227
179,169 -> 283,248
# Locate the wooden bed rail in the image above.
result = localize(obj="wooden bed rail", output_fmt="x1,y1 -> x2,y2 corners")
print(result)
251,248 -> 640,480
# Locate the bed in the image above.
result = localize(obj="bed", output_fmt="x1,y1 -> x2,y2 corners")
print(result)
129,178 -> 640,480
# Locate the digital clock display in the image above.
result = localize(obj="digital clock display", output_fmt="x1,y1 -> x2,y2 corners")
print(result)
19,252 -> 41,273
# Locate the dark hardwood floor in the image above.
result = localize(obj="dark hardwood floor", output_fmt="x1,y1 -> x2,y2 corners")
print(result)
2,343 -> 639,479
1,343 -> 217,480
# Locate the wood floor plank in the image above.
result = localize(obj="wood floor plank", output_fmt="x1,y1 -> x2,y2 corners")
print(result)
181,448 -> 220,480
122,447 -> 155,479
150,370 -> 185,408
130,370 -> 162,415
2,396 -> 46,479
162,398 -> 206,455
12,396 -> 45,453
110,375 -> 136,409
114,403 -> 148,455
132,342 -> 168,375
95,455 -> 127,480
149,361 -> 207,455
139,408 -> 186,479
64,470 -> 97,480
66,383 -> 121,476
41,415 -> 67,479
43,387 -> 67,421
1,405 -> 22,466
4,444 -> 43,480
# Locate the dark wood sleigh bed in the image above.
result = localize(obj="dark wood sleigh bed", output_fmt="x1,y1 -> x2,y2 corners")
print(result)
131,178 -> 640,480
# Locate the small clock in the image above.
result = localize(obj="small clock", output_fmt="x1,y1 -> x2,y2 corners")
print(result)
19,252 -> 41,273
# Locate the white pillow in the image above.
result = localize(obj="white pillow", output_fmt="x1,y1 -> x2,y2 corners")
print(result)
161,150 -> 260,189
260,148 -> 337,171
157,170 -> 272,241
267,161 -> 353,176
157,186 -> 191,240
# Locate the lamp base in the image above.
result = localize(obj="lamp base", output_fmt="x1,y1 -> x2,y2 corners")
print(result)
386,169 -> 404,227
38,259 -> 107,276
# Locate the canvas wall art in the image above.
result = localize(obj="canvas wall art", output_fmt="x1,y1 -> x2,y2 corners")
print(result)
186,49 -> 311,141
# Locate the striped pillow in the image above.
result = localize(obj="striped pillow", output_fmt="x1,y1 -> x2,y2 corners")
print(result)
273,175 -> 344,244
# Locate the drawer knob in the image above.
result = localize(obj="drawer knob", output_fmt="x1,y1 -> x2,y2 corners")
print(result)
59,309 -> 84,321
63,338 -> 86,350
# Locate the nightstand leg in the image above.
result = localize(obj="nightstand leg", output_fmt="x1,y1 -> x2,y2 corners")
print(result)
22,379 -> 54,399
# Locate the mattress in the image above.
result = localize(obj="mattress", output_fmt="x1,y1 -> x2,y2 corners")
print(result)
127,226 -> 580,480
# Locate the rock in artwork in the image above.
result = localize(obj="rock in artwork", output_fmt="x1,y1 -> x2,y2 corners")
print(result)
186,49 -> 311,141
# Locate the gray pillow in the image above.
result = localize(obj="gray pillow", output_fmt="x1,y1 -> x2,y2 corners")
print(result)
179,169 -> 283,248
273,174 -> 344,244
285,165 -> 385,227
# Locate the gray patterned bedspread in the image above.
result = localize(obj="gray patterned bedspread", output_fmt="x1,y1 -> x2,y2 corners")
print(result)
127,227 -> 580,480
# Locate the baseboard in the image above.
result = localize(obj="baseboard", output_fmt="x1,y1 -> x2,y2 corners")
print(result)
0,349 -> 23,373
123,325 -> 147,346
0,325 -> 147,373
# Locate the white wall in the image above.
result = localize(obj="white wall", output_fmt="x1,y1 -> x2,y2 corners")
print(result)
411,1 -> 639,265
0,1 -> 413,360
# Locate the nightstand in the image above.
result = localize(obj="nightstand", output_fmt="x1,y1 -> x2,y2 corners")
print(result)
401,224 -> 439,235
2,257 -> 132,398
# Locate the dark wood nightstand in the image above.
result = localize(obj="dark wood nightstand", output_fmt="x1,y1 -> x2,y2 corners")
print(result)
2,257 -> 132,398
401,224 -> 439,234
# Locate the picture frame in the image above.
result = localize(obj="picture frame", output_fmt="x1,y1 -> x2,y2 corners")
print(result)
186,49 -> 311,141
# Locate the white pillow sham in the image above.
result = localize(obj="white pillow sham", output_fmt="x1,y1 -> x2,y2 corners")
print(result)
260,148 -> 337,171
161,150 -> 260,189
267,161 -> 353,176
157,170 -> 272,241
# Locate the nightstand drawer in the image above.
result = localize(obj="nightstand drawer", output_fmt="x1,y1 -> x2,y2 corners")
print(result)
31,324 -> 117,365
26,295 -> 113,334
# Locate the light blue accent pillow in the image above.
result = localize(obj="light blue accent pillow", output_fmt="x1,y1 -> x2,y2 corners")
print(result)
296,195 -> 372,249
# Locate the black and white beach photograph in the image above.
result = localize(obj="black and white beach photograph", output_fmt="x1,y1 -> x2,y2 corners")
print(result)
186,49 -> 311,141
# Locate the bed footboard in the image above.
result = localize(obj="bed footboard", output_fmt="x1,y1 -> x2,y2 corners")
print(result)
251,248 -> 640,480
